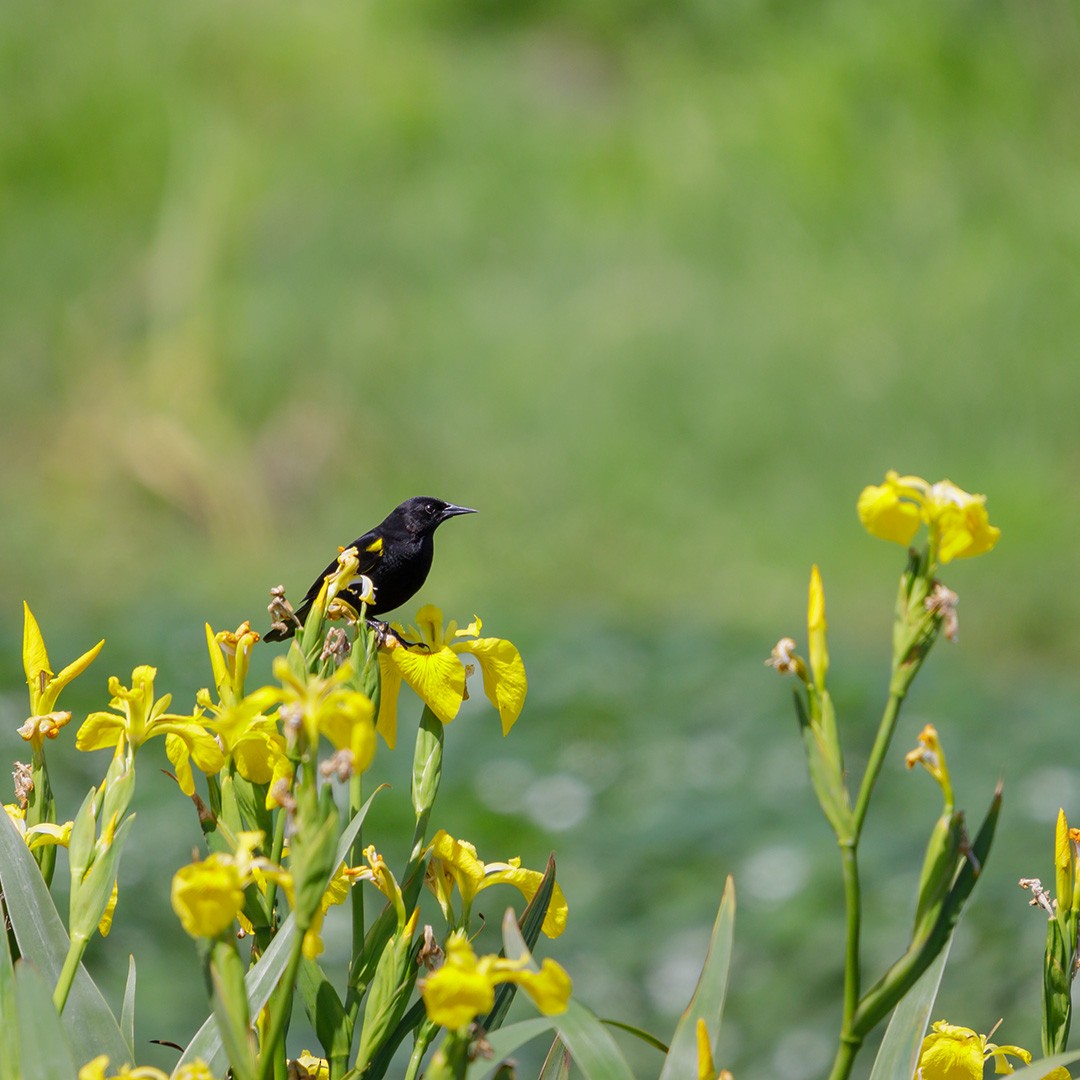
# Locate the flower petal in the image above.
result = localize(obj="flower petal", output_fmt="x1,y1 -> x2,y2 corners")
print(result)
171,856 -> 245,938
76,712 -> 126,752
22,601 -> 51,698
452,637 -> 527,735
479,862 -> 568,938
385,643 -> 465,726
856,481 -> 921,546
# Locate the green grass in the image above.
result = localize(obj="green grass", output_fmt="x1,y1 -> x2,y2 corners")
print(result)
3,0 -> 1080,1073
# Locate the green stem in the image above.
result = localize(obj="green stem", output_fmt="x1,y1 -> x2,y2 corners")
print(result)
257,931 -> 306,1080
839,840 -> 860,1033
852,686 -> 906,841
349,770 -> 365,984
402,1021 -> 439,1080
263,795 -> 289,933
825,1032 -> 862,1080
52,932 -> 88,1014
830,677 -> 908,1080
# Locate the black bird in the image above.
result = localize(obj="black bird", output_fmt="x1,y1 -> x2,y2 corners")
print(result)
264,496 -> 477,642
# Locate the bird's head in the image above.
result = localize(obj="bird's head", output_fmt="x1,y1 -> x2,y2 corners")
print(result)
396,497 -> 478,536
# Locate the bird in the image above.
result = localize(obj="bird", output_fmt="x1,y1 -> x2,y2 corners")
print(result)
264,496 -> 477,642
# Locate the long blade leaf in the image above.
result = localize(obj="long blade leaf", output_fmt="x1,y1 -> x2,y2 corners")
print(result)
0,813 -> 129,1065
502,912 -> 637,1080
15,962 -> 77,1080
1009,1050 -> 1080,1079
467,1018 -> 556,1079
0,896 -> 20,1080
121,955 -> 137,1062
869,937 -> 951,1080
658,875 -> 735,1080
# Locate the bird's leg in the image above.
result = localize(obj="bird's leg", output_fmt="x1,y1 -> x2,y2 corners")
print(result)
367,618 -> 430,651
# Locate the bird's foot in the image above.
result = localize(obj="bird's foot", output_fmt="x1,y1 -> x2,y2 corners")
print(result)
367,618 -> 430,651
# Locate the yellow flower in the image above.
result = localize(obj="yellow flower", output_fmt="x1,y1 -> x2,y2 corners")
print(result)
915,1020 -> 1037,1079
905,724 -> 953,808
202,621 -> 260,707
421,931 -> 571,1030
19,602 -> 104,752
78,1057 -> 176,1079
346,845 -> 408,928
75,666 -> 223,796
249,657 -> 375,769
697,1018 -> 724,1080
857,472 -> 1000,565
174,1064 -> 219,1080
292,1051 -> 330,1079
427,830 -> 568,938
4,802 -> 73,850
376,606 -> 527,749
201,697 -> 293,798
171,831 -> 291,940
171,854 -> 246,939
78,1059 -> 215,1080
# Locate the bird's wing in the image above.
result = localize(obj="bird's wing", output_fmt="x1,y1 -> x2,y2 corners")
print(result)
293,528 -> 385,614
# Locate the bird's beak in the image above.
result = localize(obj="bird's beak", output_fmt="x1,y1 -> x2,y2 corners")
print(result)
440,503 -> 478,520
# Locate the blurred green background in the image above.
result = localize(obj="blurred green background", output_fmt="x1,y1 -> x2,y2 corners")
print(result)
3,0 -> 1080,1074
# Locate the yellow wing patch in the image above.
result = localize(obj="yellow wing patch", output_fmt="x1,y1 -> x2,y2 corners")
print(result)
365,537 -> 384,556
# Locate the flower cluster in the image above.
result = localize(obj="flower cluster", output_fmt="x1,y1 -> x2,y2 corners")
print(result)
3,587 -> 551,1080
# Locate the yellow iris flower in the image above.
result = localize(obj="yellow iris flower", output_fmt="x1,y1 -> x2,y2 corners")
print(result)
376,605 -> 527,749
3,802 -> 72,850
915,1020 -> 1050,1079
75,666 -> 223,796
426,829 -> 567,938
79,1056 -> 216,1080
247,658 -> 376,772
857,472 -> 1000,565
18,602 -> 104,751
171,831 -> 287,940
421,930 -> 571,1030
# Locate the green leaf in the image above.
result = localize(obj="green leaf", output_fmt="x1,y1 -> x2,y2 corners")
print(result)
854,783 -> 1002,1038
794,688 -> 854,841
551,1000 -> 639,1080
15,962 -> 77,1080
868,937 -> 951,1080
297,958 -> 348,1062
467,1018 -> 556,1079
0,812 -> 129,1066
210,940 -> 257,1080
121,955 -> 137,1062
538,1037 -> 571,1080
0,898 -> 21,1080
175,786 -> 381,1076
600,1020 -> 668,1055
502,913 -> 637,1080
1008,1050 -> 1080,1079
659,875 -> 734,1080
